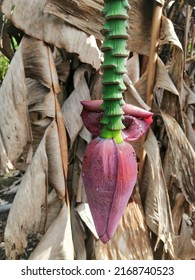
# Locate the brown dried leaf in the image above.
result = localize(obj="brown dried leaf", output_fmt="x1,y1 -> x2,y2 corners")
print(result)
128,0 -> 153,55
126,53 -> 140,85
28,92 -> 55,119
1,0 -> 101,69
79,126 -> 92,144
0,136 -> 14,173
172,193 -> 185,235
155,58 -> 179,96
89,71 -> 102,101
22,36 -> 53,88
161,112 -> 195,206
143,129 -> 175,254
182,82 -> 195,141
124,73 -> 150,110
44,0 -> 154,56
26,78 -> 50,106
56,61 -> 70,83
46,122 -> 66,199
159,16 -> 183,121
168,47 -> 184,96
184,82 -> 195,107
0,44 -> 32,168
61,65 -> 91,146
2,0 -> 176,68
159,16 -> 183,50
29,203 -> 74,260
134,71 -> 148,106
76,203 -> 98,239
65,136 -> 89,259
70,204 -> 87,260
45,190 -> 62,229
45,0 -> 103,39
4,127 -> 48,259
4,121 -> 70,259
162,144 -> 176,187
0,18 -> 14,60
173,216 -> 195,260
183,112 -> 195,150
70,151 -> 86,203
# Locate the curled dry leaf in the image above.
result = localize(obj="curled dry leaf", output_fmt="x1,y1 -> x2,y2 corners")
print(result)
0,44 -> 32,171
159,16 -> 183,103
61,65 -> 91,146
67,136 -> 92,259
159,16 -> 183,50
155,58 -> 179,97
67,133 -> 98,257
76,203 -> 98,239
22,36 -> 57,157
172,193 -> 185,235
4,127 -> 48,259
26,78 -> 50,107
45,0 -> 155,57
28,92 -> 55,119
4,121 -> 73,259
67,152 -> 88,260
143,129 -> 175,256
126,53 -> 140,85
183,112 -> 195,150
22,36 -> 53,88
128,0 -> 153,56
45,0 -> 156,56
1,0 -> 102,70
70,204 -> 87,260
0,16 -> 14,60
124,73 -> 150,110
46,122 -> 66,199
134,71 -> 148,106
181,82 -> 195,150
29,203 -> 74,260
45,190 -> 62,230
45,0 -> 103,40
173,216 -> 195,260
161,112 -> 195,206
0,136 -> 14,173
55,60 -> 70,84
162,144 -> 177,188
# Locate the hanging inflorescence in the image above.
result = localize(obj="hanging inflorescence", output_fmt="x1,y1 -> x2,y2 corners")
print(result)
100,0 -> 130,143
80,0 -> 153,243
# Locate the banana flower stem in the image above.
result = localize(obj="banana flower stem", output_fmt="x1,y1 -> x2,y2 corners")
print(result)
100,0 -> 130,143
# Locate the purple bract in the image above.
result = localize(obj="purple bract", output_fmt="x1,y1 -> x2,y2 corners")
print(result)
81,100 -> 153,243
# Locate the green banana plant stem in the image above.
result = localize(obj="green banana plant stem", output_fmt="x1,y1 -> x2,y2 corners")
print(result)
100,0 -> 130,144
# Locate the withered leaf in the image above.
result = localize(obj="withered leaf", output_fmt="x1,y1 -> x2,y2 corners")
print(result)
4,121 -> 71,259
143,129 -> 175,255
29,203 -> 74,260
161,112 -> 195,206
1,0 -> 101,69
0,44 -> 32,168
61,66 -> 91,146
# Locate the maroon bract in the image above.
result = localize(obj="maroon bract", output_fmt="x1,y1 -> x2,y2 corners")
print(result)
81,100 -> 153,141
82,137 -> 137,243
81,100 -> 153,242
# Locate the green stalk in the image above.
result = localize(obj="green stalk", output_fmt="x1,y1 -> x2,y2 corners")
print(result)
100,0 -> 130,144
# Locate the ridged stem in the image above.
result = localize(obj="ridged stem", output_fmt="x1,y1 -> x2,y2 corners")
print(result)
100,0 -> 130,144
